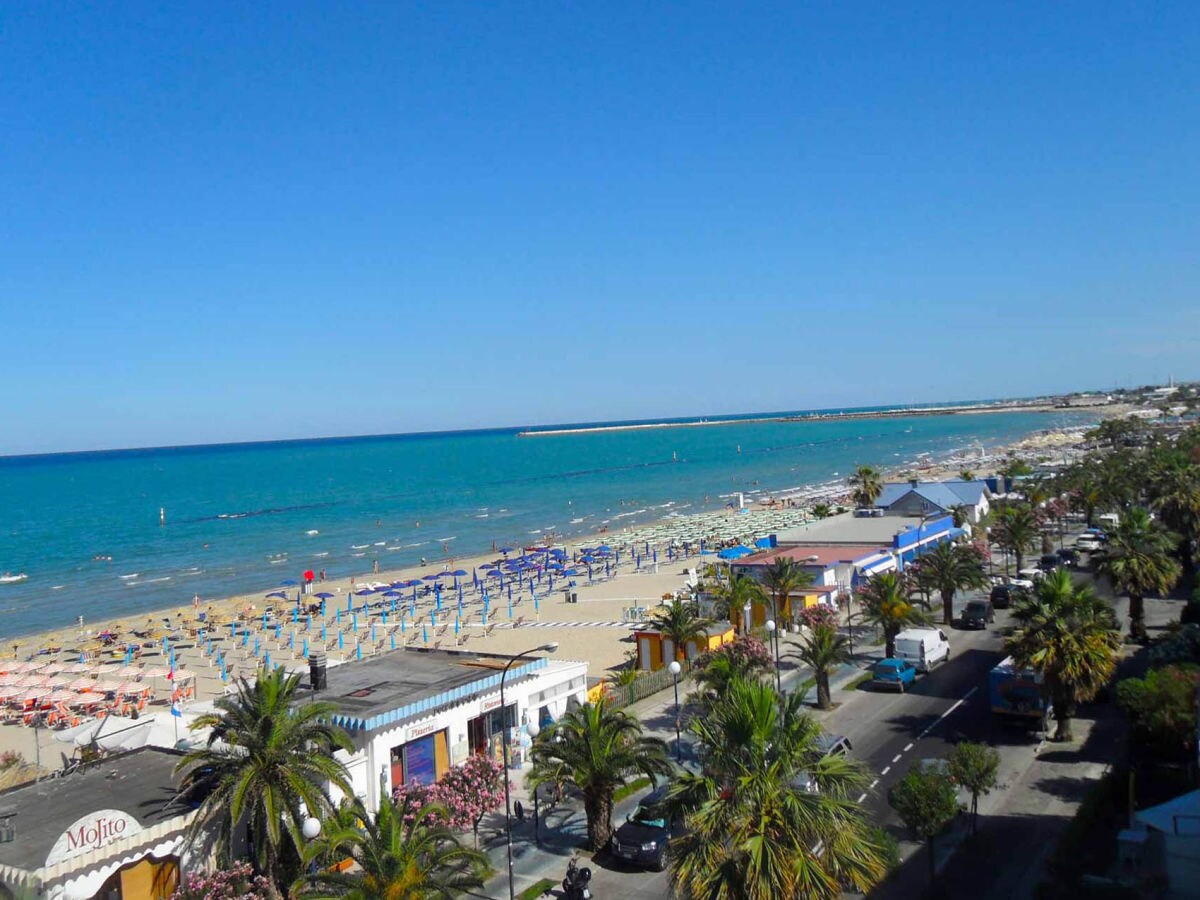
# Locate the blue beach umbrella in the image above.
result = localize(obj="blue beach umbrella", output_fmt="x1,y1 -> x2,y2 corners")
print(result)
264,650 -> 271,668
302,637 -> 308,657
338,632 -> 344,649
390,632 -> 396,650
321,624 -> 327,641
288,631 -> 294,649
336,608 -> 342,625
356,643 -> 362,660
265,591 -> 287,601
422,625 -> 428,643
314,591 -> 334,600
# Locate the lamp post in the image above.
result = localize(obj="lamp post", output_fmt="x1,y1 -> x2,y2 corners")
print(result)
298,803 -> 321,884
668,660 -> 682,760
527,719 -> 542,846
838,577 -> 854,661
501,642 -> 559,900
765,620 -> 782,693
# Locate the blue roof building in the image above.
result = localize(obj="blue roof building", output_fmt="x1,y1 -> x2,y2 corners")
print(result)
874,479 -> 991,523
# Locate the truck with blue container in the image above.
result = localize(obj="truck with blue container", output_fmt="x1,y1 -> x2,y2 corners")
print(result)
989,656 -> 1051,732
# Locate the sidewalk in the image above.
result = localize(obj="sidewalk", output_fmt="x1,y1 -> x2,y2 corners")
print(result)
478,645 -> 877,898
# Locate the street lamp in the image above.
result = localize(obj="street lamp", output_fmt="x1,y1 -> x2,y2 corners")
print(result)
668,660 -> 682,760
526,719 -> 542,846
765,620 -> 782,693
501,642 -> 559,900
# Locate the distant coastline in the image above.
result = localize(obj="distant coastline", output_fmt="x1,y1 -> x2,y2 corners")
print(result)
517,400 -> 1061,437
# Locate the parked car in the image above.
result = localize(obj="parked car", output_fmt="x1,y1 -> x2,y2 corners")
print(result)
610,785 -> 679,871
961,599 -> 995,629
795,732 -> 854,792
1075,535 -> 1103,552
1038,554 -> 1060,572
893,627 -> 951,673
872,658 -> 918,691
1016,568 -> 1043,585
989,583 -> 1014,609
1056,547 -> 1079,567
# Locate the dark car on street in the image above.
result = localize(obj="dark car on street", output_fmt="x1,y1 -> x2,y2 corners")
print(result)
610,786 -> 678,871
1056,547 -> 1079,567
961,599 -> 995,629
990,583 -> 1014,609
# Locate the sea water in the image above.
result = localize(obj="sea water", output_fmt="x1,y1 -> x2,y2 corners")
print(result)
0,407 -> 1096,636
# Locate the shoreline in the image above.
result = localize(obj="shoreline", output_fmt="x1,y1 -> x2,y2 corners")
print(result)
5,413 -> 1112,661
517,400 -> 1068,437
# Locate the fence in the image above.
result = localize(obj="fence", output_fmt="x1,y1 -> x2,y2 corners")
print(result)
606,660 -> 692,709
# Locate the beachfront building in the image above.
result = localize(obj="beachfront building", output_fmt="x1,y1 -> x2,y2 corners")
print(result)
772,510 -> 959,565
308,647 -> 587,815
725,510 -> 962,625
0,747 -> 201,899
872,478 -> 991,524
731,546 -> 879,625
633,622 -> 735,672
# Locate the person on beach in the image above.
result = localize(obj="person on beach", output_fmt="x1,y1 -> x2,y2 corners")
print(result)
373,559 -> 380,575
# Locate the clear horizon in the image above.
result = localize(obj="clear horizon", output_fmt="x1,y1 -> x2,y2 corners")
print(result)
0,388 -> 1136,459
3,3 -> 1197,456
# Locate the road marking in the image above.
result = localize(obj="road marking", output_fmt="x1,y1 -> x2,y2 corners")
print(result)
856,792 -> 867,803
919,686 -> 980,739
881,766 -> 891,776
904,742 -> 914,752
870,779 -> 879,789
892,754 -> 902,763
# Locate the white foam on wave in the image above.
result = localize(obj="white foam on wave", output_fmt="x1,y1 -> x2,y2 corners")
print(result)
352,552 -> 366,557
435,536 -> 456,542
351,544 -> 369,550
305,530 -> 319,536
118,573 -> 139,579
142,576 -> 171,584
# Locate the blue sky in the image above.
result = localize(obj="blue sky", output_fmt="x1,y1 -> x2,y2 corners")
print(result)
2,2 -> 1198,454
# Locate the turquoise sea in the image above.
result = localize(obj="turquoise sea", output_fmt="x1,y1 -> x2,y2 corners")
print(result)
0,407 -> 1097,637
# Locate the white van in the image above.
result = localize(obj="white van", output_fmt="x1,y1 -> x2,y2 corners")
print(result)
893,627 -> 951,673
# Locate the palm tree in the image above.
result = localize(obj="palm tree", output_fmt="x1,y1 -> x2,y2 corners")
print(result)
1006,569 -> 1121,742
688,637 -> 776,708
812,503 -> 833,519
646,597 -> 711,662
761,556 -> 813,629
176,667 -> 353,886
719,572 -> 767,633
1150,458 -> 1200,580
668,678 -> 887,898
528,700 -> 672,850
858,572 -> 930,659
298,798 -> 485,899
1095,507 -> 1181,642
915,541 -> 988,625
796,624 -> 850,709
992,502 -> 1040,574
958,469 -> 976,482
848,464 -> 884,510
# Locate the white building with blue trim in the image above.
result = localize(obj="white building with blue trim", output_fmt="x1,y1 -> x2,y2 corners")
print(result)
309,648 -> 588,814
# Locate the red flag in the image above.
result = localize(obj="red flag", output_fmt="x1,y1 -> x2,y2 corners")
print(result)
167,667 -> 174,681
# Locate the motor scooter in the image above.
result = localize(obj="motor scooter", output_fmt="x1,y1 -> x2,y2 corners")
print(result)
562,855 -> 593,900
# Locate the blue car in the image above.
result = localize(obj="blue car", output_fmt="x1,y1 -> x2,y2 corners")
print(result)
872,658 -> 917,692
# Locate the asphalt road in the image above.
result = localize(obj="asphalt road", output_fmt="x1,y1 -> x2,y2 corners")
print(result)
582,589 -> 1033,899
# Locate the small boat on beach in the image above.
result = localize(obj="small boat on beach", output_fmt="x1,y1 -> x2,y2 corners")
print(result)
0,573 -> 27,584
